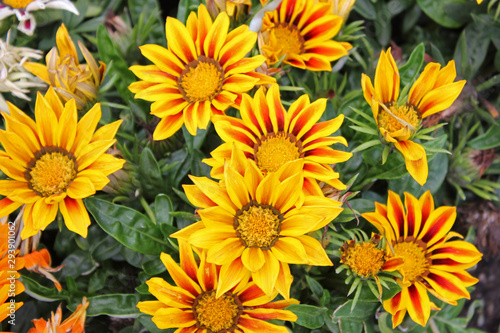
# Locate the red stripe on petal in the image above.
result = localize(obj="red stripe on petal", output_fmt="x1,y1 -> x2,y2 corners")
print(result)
426,272 -> 468,299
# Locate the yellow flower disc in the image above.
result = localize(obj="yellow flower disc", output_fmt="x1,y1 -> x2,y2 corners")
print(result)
27,149 -> 77,197
179,56 -> 224,103
194,291 -> 241,332
234,202 -> 283,248
393,241 -> 429,283
378,103 -> 420,133
343,242 -> 385,277
254,133 -> 302,173
3,0 -> 35,9
270,23 -> 304,57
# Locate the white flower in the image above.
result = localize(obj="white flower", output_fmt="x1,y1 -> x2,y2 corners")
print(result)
0,0 -> 79,35
0,30 -> 45,112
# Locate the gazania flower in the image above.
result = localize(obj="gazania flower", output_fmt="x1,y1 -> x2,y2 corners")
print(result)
206,0 -> 252,23
0,0 -> 78,36
362,191 -> 482,328
23,248 -> 64,291
0,29 -> 45,112
0,223 -> 25,322
361,49 -> 466,185
24,23 -> 107,110
129,4 -> 274,140
172,144 -> 343,299
138,240 -> 298,332
339,234 -> 403,298
259,0 -> 352,71
28,297 -> 89,333
204,84 -> 352,196
0,88 -> 125,239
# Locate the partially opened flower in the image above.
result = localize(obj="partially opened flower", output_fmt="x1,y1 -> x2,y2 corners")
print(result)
28,297 -> 89,333
173,144 -> 343,299
206,0 -> 252,23
0,88 -> 125,239
361,49 -> 466,185
0,0 -> 78,36
0,29 -> 45,111
259,0 -> 352,71
315,0 -> 356,22
24,23 -> 106,110
129,4 -> 273,140
362,191 -> 482,328
339,234 -> 403,298
204,84 -> 352,196
138,240 -> 298,332
0,223 -> 25,322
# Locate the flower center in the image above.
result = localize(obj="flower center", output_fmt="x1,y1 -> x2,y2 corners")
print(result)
270,23 -> 304,57
341,241 -> 385,277
254,132 -> 302,173
234,202 -> 283,249
378,103 -> 420,134
392,240 -> 429,283
193,290 -> 241,332
3,0 -> 35,9
178,55 -> 224,103
26,147 -> 77,197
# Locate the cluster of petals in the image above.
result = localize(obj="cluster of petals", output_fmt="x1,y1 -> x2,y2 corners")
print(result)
362,191 -> 482,328
138,240 -> 298,332
0,0 -> 79,36
0,88 -> 125,239
204,84 -> 352,195
129,4 -> 273,140
24,24 -> 107,110
259,0 -> 352,71
0,30 -> 45,112
28,297 -> 88,333
172,144 -> 343,299
361,48 -> 466,185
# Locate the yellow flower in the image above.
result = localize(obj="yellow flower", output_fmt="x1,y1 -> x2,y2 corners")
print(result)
28,297 -> 89,333
0,223 -> 25,323
259,0 -> 352,71
206,0 -> 252,22
340,235 -> 403,296
362,191 -> 482,328
172,144 -> 343,299
138,240 -> 298,332
129,4 -> 273,140
24,23 -> 106,110
361,49 -> 466,185
0,88 -> 125,239
204,84 -> 352,196
316,0 -> 356,22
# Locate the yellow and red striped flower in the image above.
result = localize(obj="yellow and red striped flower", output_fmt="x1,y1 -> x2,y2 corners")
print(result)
172,144 -> 343,299
361,49 -> 466,185
137,240 -> 298,332
362,191 -> 482,328
28,297 -> 89,333
24,24 -> 106,110
129,4 -> 273,140
0,88 -> 125,239
204,84 -> 352,196
259,0 -> 352,71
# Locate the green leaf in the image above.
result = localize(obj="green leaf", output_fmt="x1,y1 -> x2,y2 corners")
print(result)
454,20 -> 491,79
332,300 -> 378,321
468,125 -> 500,149
288,304 -> 325,329
20,275 -> 70,302
139,147 -> 165,199
86,197 -> 170,255
68,294 -> 141,317
353,0 -> 376,20
351,140 -> 381,153
154,194 -> 178,238
398,43 -> 425,96
305,275 -> 324,300
416,0 -> 477,28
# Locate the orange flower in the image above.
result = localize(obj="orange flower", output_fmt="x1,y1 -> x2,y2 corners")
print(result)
129,4 -> 273,140
259,0 -> 351,71
204,84 -> 352,195
362,191 -> 482,327
361,49 -> 466,185
23,248 -> 64,291
138,240 -> 298,332
28,297 -> 89,333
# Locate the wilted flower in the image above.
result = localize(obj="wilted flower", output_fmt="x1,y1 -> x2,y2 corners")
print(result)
0,0 -> 79,36
0,30 -> 45,112
28,297 -> 89,333
24,23 -> 106,110
206,0 -> 252,23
